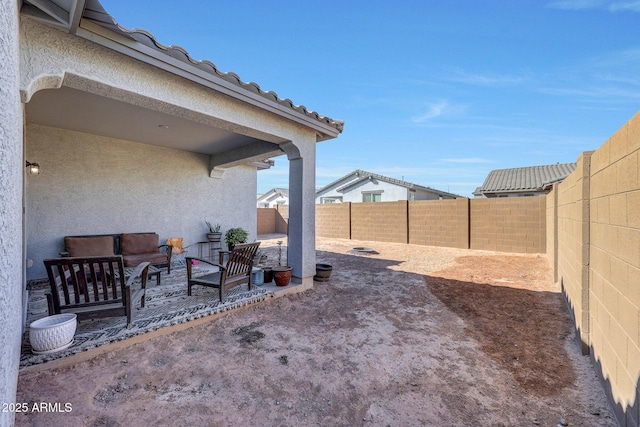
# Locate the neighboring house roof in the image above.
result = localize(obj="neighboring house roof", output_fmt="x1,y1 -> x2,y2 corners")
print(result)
257,188 -> 289,204
475,163 -> 577,195
316,170 -> 462,198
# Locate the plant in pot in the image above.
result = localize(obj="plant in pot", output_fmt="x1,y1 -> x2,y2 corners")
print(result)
205,221 -> 222,242
273,240 -> 292,286
225,227 -> 248,251
253,249 -> 268,266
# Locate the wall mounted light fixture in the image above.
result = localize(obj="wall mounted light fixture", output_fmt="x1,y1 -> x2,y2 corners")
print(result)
26,161 -> 40,175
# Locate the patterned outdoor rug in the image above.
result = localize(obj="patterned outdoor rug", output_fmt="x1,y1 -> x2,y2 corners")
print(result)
20,266 -> 274,368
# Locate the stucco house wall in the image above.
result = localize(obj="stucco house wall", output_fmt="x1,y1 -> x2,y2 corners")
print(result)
0,3 -> 24,426
25,124 -> 257,281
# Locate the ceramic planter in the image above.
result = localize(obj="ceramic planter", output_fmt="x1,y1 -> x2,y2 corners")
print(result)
29,313 -> 77,354
273,266 -> 292,287
207,232 -> 222,242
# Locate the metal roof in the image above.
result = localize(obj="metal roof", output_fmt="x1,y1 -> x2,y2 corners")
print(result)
475,163 -> 577,194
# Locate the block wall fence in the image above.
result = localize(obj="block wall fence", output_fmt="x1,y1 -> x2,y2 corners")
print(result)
548,112 -> 640,427
257,113 -> 639,426
259,197 -> 547,253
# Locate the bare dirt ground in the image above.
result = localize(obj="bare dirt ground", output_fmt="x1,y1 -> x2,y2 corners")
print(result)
16,237 -> 615,426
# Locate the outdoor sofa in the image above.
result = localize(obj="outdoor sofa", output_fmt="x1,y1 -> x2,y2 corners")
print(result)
62,232 -> 172,273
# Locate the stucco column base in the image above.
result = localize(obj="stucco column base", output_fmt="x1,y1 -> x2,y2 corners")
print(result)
290,275 -> 314,287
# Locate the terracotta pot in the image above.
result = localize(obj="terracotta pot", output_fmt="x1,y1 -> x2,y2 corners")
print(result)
273,266 -> 292,287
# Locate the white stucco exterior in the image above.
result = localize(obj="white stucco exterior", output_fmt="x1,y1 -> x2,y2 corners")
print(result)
0,3 -> 23,426
25,124 -> 259,281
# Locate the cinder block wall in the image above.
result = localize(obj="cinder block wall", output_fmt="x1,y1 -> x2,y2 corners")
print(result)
555,152 -> 593,354
351,201 -> 408,243
257,208 -> 276,235
552,111 -> 640,427
275,204 -> 289,234
470,197 -> 546,253
546,184 -> 558,282
316,203 -> 351,239
256,206 -> 289,235
588,113 -> 640,426
408,198 -> 469,248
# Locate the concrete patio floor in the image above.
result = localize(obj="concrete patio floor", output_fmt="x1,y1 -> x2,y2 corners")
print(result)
16,236 -> 616,426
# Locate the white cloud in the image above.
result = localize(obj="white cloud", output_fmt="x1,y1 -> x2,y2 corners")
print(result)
411,101 -> 467,123
547,0 -> 640,11
442,68 -> 527,87
547,0 -> 606,10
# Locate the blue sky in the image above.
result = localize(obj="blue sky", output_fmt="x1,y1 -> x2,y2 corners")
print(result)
100,0 -> 640,197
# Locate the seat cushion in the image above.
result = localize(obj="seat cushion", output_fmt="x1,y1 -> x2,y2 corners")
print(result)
65,236 -> 115,257
123,252 -> 167,267
121,233 -> 159,255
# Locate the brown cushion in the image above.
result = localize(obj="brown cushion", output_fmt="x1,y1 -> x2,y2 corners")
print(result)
123,253 -> 167,267
65,236 -> 115,257
121,233 -> 159,255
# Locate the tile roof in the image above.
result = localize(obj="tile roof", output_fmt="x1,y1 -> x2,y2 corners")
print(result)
82,1 -> 344,135
476,163 -> 577,194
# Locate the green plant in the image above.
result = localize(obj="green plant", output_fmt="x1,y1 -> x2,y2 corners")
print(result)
206,221 -> 221,233
225,227 -> 248,248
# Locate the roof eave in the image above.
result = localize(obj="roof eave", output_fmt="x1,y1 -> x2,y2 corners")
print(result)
76,19 -> 343,141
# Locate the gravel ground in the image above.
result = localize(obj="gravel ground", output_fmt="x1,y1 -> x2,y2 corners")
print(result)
15,236 -> 616,426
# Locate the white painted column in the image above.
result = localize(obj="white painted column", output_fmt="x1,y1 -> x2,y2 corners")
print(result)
281,136 -> 316,286
0,3 -> 25,427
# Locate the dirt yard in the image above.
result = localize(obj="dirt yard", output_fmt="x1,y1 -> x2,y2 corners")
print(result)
15,237 -> 615,426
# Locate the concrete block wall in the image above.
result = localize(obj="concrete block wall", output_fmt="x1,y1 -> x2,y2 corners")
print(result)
408,198 -> 469,248
470,197 -> 546,253
555,152 -> 592,354
275,204 -> 289,234
547,184 -> 559,282
257,208 -> 276,235
257,207 -> 289,235
588,113 -> 640,426
551,111 -> 640,427
316,203 -> 351,239
351,201 -> 409,243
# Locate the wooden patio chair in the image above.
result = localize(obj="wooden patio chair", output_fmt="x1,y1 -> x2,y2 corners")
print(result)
186,242 -> 260,302
43,256 -> 150,328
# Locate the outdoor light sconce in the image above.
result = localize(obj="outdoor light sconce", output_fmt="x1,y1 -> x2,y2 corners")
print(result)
26,161 -> 40,175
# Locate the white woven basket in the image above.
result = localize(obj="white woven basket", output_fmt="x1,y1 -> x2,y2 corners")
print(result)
29,313 -> 77,354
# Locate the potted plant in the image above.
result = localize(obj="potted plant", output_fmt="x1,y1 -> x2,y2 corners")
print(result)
225,227 -> 248,251
205,221 -> 222,242
273,240 -> 292,286
253,250 -> 268,266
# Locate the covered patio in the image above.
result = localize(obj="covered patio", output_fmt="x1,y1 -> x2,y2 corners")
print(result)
1,1 -> 342,422
20,236 -> 297,369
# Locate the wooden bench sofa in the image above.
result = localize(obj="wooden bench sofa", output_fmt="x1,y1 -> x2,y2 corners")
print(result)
62,232 -> 173,273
